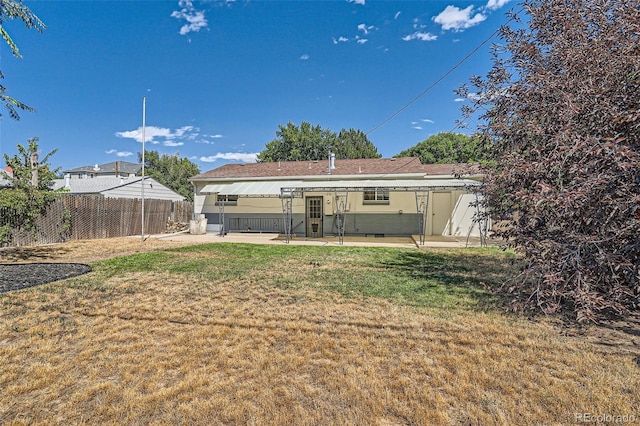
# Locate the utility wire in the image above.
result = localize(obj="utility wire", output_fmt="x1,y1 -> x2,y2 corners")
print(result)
366,12 -> 518,136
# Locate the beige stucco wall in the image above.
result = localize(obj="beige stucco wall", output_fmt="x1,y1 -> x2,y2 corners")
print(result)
194,188 -> 483,237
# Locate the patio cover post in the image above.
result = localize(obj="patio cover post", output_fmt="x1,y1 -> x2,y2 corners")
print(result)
415,191 -> 429,245
218,197 -> 225,237
280,189 -> 294,243
334,190 -> 348,245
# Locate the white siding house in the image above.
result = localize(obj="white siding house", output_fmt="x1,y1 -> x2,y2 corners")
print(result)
51,176 -> 184,201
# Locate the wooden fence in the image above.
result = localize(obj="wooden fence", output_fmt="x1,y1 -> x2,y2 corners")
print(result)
0,195 -> 193,247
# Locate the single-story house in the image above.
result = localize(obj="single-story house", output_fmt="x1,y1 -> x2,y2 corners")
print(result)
190,157 -> 488,242
51,175 -> 184,201
63,161 -> 141,179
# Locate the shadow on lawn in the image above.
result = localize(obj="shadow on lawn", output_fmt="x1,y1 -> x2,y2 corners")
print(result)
380,250 -> 518,310
0,245 -> 73,262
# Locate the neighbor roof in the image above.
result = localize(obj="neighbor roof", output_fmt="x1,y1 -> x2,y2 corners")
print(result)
64,161 -> 141,175
192,157 -> 477,180
51,176 -> 146,193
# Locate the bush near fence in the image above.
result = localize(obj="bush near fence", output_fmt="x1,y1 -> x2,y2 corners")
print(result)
0,194 -> 193,247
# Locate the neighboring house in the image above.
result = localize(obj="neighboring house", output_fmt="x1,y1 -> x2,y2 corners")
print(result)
63,161 -> 141,179
51,176 -> 185,201
190,157 -> 487,240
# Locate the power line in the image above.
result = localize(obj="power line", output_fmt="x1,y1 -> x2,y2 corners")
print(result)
366,14 -> 517,136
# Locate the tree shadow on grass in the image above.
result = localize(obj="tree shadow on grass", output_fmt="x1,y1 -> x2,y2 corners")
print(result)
379,250 -> 519,311
0,245 -> 74,262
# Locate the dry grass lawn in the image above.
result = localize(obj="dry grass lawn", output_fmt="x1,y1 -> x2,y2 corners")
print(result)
1,237 -> 638,425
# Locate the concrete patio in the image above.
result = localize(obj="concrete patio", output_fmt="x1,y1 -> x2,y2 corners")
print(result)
151,231 -> 493,249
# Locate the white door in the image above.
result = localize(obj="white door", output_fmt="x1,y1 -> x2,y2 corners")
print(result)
305,197 -> 323,237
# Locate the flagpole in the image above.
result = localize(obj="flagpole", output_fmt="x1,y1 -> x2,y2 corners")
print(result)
141,96 -> 146,243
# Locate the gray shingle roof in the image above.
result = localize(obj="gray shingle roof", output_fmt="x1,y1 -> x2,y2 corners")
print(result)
51,176 -> 144,193
64,161 -> 141,175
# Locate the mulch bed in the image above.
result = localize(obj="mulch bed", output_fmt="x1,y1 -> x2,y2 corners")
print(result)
0,263 -> 91,293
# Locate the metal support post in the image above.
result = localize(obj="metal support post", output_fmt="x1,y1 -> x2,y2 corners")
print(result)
218,198 -> 225,237
334,190 -> 348,245
415,191 -> 429,245
280,190 -> 294,243
474,192 -> 487,247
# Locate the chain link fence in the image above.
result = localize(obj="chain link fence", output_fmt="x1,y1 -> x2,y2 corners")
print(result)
0,195 -> 193,247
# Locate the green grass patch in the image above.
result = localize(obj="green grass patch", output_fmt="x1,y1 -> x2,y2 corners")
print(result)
79,243 -> 517,312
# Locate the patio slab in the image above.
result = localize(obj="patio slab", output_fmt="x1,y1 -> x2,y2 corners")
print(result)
150,231 -> 495,249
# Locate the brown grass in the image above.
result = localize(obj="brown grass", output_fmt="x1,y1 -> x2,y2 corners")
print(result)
1,238 -> 639,425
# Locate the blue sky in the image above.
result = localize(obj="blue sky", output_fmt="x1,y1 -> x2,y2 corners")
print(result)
0,0 -> 512,173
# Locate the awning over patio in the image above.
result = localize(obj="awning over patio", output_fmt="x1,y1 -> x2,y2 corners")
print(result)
201,178 -> 479,197
201,181 -> 303,196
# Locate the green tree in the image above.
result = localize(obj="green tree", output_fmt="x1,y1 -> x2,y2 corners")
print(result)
0,0 -> 45,119
394,132 -> 484,164
461,0 -> 640,321
2,137 -> 59,190
1,137 -> 60,245
334,128 -> 381,160
138,151 -> 200,202
257,122 -> 381,162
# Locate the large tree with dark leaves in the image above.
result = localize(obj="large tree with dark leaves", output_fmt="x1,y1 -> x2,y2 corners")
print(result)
461,0 -> 640,321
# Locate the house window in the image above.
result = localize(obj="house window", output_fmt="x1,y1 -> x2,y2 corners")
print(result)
216,195 -> 238,206
363,188 -> 389,204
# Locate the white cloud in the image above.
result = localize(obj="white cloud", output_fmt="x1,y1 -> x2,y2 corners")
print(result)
412,118 -> 434,129
433,5 -> 487,31
299,54 -> 310,60
200,152 -> 258,163
454,97 -> 465,102
116,126 -> 172,143
106,149 -> 134,157
332,36 -> 349,44
116,124 -> 215,145
486,0 -> 511,10
357,23 -> 375,35
357,38 -> 368,44
402,32 -> 438,42
164,141 -> 185,147
171,0 -> 208,36
394,11 -> 401,20
347,0 -> 365,5
172,125 -> 197,139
